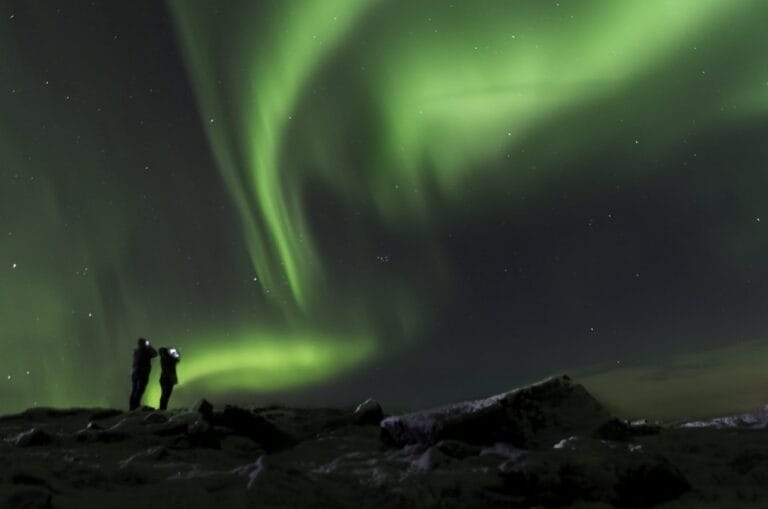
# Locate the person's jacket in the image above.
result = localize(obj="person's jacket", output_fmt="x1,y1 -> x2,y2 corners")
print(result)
132,345 -> 158,378
159,350 -> 180,385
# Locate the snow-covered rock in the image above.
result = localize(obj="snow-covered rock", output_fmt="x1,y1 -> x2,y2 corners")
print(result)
380,375 -> 610,448
680,405 -> 768,429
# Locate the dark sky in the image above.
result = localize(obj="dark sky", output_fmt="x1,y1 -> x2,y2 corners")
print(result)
1,0 -> 767,415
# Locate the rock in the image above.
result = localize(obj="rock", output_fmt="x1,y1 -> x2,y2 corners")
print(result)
614,454 -> 691,508
169,411 -> 202,426
89,409 -> 123,421
480,442 -> 526,462
189,419 -> 211,434
681,405 -> 768,429
629,420 -> 662,437
411,446 -> 452,471
153,412 -> 199,436
187,419 -> 219,448
143,412 -> 169,424
11,470 -> 51,487
193,399 -> 214,420
220,435 -> 264,456
13,408 -> 81,420
593,418 -> 662,442
498,437 -> 689,508
353,398 -> 384,426
1,487 -> 52,509
380,375 -> 610,448
75,428 -> 129,443
152,423 -> 189,437
434,439 -> 481,459
593,418 -> 634,442
11,428 -> 53,447
730,450 -> 768,474
213,405 -> 295,452
120,446 -> 169,468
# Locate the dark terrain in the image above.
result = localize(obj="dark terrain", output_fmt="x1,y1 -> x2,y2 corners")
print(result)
1,376 -> 767,508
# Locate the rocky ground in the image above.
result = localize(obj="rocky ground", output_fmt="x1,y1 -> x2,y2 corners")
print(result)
1,375 -> 768,508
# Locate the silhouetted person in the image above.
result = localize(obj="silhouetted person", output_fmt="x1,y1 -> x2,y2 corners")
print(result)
129,338 -> 157,410
158,347 -> 180,410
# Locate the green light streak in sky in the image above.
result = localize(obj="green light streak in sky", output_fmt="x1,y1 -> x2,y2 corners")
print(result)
2,0 -> 767,413
144,331 -> 377,407
171,0 -> 752,293
161,0 -> 761,405
170,0 -> 379,311
368,0 -> 736,215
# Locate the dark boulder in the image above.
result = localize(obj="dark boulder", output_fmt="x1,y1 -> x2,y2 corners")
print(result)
594,418 -> 662,442
499,437 -> 689,508
143,412 -> 169,424
75,428 -> 129,443
1,487 -> 52,509
593,418 -> 634,442
119,446 -> 169,469
434,439 -> 481,459
353,398 -> 384,426
11,470 -> 51,488
187,419 -> 220,448
193,399 -> 214,421
89,409 -> 123,421
212,405 -> 295,452
614,455 -> 690,508
380,375 -> 610,448
11,428 -> 54,447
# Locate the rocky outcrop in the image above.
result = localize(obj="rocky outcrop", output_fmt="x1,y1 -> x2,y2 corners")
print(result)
2,378 -> 757,508
10,428 -> 53,447
1,487 -> 52,509
352,398 -> 384,426
380,375 -> 610,448
193,399 -> 214,421
499,437 -> 690,508
212,405 -> 295,452
680,405 -> 768,429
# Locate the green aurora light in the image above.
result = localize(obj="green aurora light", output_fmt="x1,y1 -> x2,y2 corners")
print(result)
1,0 -> 767,415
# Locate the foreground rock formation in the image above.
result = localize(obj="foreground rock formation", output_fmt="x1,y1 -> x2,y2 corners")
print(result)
0,375 -> 764,508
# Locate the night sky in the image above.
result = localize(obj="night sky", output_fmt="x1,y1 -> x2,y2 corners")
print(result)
2,0 -> 767,417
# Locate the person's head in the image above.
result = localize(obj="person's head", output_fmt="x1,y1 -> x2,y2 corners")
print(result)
138,338 -> 150,348
159,347 -> 168,356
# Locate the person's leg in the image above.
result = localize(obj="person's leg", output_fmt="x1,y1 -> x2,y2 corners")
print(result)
134,376 -> 149,409
129,377 -> 137,410
129,376 -> 142,410
165,384 -> 174,409
159,382 -> 172,410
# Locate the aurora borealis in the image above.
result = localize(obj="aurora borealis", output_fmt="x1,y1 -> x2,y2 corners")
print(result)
2,0 -> 768,417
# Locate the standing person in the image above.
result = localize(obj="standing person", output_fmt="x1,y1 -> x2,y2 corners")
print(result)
158,347 -> 180,410
130,338 -> 157,410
